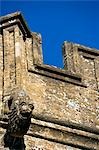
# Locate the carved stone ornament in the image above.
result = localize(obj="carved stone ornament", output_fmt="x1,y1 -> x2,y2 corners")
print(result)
3,90 -> 34,150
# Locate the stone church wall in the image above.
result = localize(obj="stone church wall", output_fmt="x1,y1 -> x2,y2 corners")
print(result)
0,12 -> 99,149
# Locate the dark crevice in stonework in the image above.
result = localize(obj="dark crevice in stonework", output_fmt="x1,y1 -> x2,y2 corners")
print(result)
8,98 -> 12,110
25,39 -> 28,71
9,28 -> 15,88
32,36 -> 34,66
70,46 -> 75,73
23,35 -> 26,42
13,29 -> 17,85
93,59 -> 99,91
8,27 -> 14,33
0,28 -> 3,35
2,30 -> 5,103
78,48 -> 99,57
82,54 -> 95,60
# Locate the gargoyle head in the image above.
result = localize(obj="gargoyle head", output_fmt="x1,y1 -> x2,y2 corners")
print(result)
9,89 -> 34,120
18,97 -> 34,119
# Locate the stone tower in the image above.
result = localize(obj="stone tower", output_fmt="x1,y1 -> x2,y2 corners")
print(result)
0,12 -> 99,149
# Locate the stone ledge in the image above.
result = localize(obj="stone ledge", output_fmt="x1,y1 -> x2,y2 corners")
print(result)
30,118 -> 99,140
78,47 -> 99,56
35,64 -> 81,80
28,64 -> 86,87
29,118 -> 99,150
27,132 -> 98,150
32,114 -> 99,135
0,116 -> 99,150
78,47 -> 99,60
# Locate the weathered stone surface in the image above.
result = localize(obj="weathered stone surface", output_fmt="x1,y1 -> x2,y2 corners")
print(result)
0,12 -> 99,149
25,135 -> 81,150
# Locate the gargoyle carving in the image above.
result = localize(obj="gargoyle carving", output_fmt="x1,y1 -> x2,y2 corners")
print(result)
3,90 -> 34,150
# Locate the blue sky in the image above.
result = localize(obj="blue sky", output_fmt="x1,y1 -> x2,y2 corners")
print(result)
0,1 -> 99,68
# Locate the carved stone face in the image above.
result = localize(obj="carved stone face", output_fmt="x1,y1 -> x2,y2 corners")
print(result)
11,90 -> 34,119
7,89 -> 34,120
19,101 -> 34,119
6,90 -> 34,138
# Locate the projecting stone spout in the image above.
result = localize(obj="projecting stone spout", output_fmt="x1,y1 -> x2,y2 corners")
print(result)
3,90 -> 34,150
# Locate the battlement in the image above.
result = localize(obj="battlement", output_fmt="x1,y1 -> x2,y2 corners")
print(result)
0,12 -> 99,149
0,12 -> 99,90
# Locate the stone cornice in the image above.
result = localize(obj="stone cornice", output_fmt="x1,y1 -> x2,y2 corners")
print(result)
0,11 -> 31,37
28,64 -> 87,87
